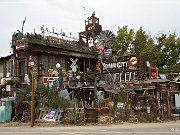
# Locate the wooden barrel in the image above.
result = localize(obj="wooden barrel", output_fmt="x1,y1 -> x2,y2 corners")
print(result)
86,108 -> 97,122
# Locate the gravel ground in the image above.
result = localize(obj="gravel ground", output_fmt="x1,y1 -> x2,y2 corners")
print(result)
0,120 -> 180,127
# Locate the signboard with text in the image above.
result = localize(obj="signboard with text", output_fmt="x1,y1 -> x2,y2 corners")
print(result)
43,77 -> 59,84
102,55 -> 139,73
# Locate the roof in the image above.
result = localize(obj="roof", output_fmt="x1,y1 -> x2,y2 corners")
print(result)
0,55 -> 12,62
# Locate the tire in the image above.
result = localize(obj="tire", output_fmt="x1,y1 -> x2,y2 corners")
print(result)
1,87 -> 6,91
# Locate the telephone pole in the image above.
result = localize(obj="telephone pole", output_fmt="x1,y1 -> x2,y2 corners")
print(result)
31,74 -> 35,127
30,66 -> 37,127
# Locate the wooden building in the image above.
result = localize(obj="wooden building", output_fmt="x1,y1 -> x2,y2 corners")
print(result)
0,55 -> 12,78
9,12 -> 102,87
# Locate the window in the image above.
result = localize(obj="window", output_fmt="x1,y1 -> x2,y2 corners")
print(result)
19,61 -> 25,81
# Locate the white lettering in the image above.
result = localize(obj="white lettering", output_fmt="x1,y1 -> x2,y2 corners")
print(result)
103,61 -> 128,71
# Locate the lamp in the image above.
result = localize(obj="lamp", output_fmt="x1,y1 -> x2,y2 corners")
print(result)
56,63 -> 61,69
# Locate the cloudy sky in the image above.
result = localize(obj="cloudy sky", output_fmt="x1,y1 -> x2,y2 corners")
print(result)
0,0 -> 180,57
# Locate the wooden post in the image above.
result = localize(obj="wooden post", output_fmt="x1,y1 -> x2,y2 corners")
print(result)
94,75 -> 97,106
120,73 -> 122,83
84,58 -> 86,80
31,75 -> 35,127
167,91 -> 171,118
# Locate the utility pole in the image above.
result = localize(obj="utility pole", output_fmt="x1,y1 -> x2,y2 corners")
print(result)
30,65 -> 37,127
31,74 -> 35,127
28,55 -> 35,127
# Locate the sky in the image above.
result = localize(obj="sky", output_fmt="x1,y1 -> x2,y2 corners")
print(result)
0,0 -> 180,57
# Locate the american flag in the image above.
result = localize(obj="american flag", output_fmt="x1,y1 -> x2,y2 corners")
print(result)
16,44 -> 25,51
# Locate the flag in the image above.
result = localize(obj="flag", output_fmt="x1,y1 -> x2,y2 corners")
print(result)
16,44 -> 25,51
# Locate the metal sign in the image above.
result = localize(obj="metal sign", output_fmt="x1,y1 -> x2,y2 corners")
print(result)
149,67 -> 158,79
43,77 -> 59,84
117,102 -> 124,108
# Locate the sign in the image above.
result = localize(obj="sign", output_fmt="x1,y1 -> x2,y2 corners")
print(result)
128,66 -> 137,70
43,77 -> 59,84
129,57 -> 137,65
48,69 -> 54,75
133,86 -> 142,90
70,58 -> 78,69
96,62 -> 101,74
96,43 -> 104,53
128,56 -> 137,70
102,55 -> 146,74
44,109 -> 56,122
126,86 -> 142,91
147,107 -> 150,113
51,70 -> 59,76
149,67 -> 158,79
117,102 -> 124,108
30,67 -> 38,76
32,67 -> 38,73
103,61 -> 128,70
28,61 -> 34,67
103,49 -> 112,58
6,85 -> 11,91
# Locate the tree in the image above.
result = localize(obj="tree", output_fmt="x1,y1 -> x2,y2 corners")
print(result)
140,39 -> 158,68
114,25 -> 134,56
114,25 -> 180,74
156,33 -> 180,72
134,27 -> 149,55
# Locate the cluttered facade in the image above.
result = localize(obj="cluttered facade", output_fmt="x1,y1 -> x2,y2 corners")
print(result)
0,12 -> 180,124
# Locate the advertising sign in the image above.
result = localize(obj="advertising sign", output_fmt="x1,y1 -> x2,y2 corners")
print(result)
149,67 -> 158,79
44,109 -> 56,122
43,77 -> 59,84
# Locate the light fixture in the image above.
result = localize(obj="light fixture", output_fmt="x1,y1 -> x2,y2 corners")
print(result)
56,63 -> 61,69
